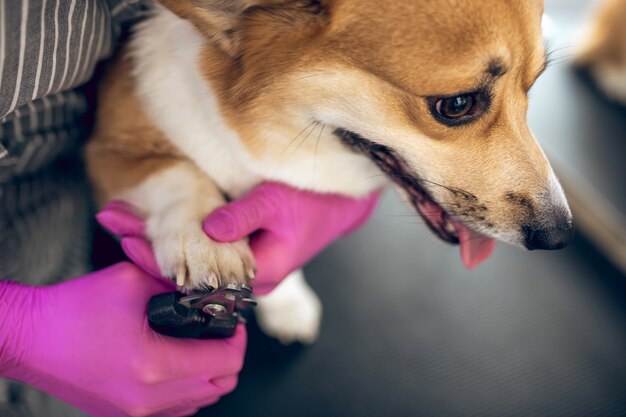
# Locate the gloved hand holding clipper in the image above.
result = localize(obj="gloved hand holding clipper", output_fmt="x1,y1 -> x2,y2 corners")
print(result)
0,263 -> 246,417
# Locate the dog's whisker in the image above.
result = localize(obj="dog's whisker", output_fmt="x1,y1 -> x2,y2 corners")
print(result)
366,171 -> 478,207
389,214 -> 496,238
282,120 -> 317,155
548,56 -> 575,66
546,44 -> 578,59
366,173 -> 391,180
545,43 -> 576,58
419,178 -> 476,199
289,121 -> 321,159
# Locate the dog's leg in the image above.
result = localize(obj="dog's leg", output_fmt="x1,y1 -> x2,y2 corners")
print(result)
116,160 -> 255,290
255,270 -> 322,345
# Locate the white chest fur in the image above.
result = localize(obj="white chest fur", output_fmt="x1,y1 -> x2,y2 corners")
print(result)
129,7 -> 384,198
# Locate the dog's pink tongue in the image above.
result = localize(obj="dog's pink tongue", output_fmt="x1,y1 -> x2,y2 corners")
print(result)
450,218 -> 496,269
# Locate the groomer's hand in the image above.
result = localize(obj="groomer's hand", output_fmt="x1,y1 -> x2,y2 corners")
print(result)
0,263 -> 246,417
203,182 -> 380,294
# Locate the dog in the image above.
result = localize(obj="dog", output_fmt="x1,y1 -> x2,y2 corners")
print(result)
86,0 -> 574,344
575,0 -> 626,104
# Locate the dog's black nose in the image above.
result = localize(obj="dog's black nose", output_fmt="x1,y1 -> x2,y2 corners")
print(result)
524,220 -> 575,250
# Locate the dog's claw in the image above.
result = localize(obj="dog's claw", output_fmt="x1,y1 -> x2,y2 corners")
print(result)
246,267 -> 256,280
209,272 -> 219,288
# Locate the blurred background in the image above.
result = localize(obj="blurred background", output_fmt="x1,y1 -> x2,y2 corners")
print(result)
1,0 -> 625,416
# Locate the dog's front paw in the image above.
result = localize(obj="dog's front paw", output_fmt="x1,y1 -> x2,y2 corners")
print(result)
255,270 -> 322,345
152,225 -> 255,290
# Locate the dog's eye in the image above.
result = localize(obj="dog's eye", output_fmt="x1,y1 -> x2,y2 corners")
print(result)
435,94 -> 476,120
427,91 -> 489,127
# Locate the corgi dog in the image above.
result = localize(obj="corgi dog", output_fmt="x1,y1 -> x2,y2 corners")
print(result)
576,0 -> 626,104
86,0 -> 573,343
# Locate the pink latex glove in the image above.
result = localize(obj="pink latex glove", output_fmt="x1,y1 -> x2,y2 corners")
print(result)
96,183 -> 380,295
96,200 -> 163,279
203,182 -> 380,294
0,263 -> 246,417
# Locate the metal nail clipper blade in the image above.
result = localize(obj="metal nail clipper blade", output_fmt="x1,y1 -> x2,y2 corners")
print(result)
148,285 -> 256,339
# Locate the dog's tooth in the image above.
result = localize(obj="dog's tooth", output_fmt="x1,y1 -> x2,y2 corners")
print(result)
176,274 -> 186,287
444,220 -> 456,235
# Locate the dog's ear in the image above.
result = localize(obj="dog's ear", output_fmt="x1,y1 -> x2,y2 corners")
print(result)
157,0 -> 326,56
157,0 -> 260,54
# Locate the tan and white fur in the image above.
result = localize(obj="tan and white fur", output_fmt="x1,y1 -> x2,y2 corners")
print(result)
87,0 -> 573,343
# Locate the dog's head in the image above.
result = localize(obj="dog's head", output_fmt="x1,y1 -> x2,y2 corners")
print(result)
158,0 -> 573,259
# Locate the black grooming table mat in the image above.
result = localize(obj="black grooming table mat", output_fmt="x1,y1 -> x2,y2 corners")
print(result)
201,192 -> 626,417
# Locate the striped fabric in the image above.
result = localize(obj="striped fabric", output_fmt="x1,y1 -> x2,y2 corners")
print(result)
0,2 -> 151,415
0,0 -> 112,119
0,0 -> 151,182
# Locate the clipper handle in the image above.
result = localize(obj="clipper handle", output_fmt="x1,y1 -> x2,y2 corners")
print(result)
147,292 -> 238,339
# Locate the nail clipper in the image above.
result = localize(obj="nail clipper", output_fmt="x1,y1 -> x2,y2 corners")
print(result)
148,285 -> 256,339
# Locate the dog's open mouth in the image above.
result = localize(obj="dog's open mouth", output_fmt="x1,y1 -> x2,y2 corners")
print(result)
336,129 -> 496,269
